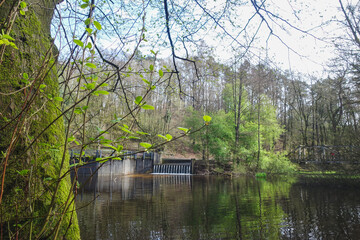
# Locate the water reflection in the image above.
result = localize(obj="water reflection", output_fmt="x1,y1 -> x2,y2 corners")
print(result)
75,175 -> 360,240
281,181 -> 360,239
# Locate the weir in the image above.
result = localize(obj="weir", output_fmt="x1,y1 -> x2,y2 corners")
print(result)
153,159 -> 194,175
153,164 -> 191,174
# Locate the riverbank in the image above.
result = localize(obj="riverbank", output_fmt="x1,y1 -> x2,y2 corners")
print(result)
194,159 -> 360,180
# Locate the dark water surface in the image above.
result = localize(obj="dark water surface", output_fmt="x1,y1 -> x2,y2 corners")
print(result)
75,174 -> 360,239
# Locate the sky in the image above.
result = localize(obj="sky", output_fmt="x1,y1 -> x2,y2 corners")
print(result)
263,0 -> 344,76
54,0 -> 350,78
156,0 -> 348,77
205,0 -> 345,77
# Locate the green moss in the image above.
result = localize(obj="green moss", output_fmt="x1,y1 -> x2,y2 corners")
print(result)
0,1 -> 80,239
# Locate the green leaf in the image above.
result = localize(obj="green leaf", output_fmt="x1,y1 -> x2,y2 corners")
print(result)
8,41 -> 18,50
85,27 -> 93,34
17,169 -> 29,176
21,79 -> 30,84
92,90 -> 109,96
157,134 -> 167,140
165,134 -> 173,141
92,74 -> 99,81
136,131 -> 149,135
68,163 -> 78,168
84,18 -> 91,25
94,21 -> 102,30
74,107 -> 83,114
134,96 -> 143,105
21,73 -> 30,84
3,34 -> 15,41
203,115 -> 212,122
96,126 -> 109,134
85,62 -> 97,68
178,127 -> 189,133
116,145 -> 123,152
15,188 -> 23,193
103,144 -> 117,151
141,78 -> 151,85
150,50 -> 156,55
67,136 -> 75,142
85,42 -> 92,49
149,64 -> 154,71
73,39 -> 84,48
140,142 -> 152,149
128,136 -> 140,140
39,84 -> 46,92
123,124 -> 129,129
19,10 -> 25,15
96,158 -> 108,163
111,117 -> 122,123
100,138 -> 112,144
2,117 -> 10,122
120,126 -> 132,134
85,82 -> 96,90
80,3 -> 88,8
53,97 -> 63,102
20,1 -> 27,9
141,104 -> 154,110
159,69 -> 164,77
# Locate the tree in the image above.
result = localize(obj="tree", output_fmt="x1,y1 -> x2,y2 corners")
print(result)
185,108 -> 233,163
0,0 -> 80,238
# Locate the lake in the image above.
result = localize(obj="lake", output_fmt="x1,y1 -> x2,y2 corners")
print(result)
75,174 -> 360,239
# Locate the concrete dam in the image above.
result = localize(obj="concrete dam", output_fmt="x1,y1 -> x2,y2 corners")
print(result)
69,149 -> 194,176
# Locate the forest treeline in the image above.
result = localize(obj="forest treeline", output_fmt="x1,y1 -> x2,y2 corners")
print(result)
62,47 -> 360,174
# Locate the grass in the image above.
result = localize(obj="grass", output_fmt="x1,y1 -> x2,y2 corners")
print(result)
297,170 -> 360,179
255,172 -> 267,178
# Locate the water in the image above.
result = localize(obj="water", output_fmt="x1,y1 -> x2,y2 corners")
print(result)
75,175 -> 360,239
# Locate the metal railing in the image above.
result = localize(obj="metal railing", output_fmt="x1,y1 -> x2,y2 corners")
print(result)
289,145 -> 360,163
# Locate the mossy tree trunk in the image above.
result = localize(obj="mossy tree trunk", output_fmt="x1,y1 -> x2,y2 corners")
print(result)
0,1 -> 80,239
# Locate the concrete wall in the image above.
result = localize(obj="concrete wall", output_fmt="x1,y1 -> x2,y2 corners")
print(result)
98,159 -> 136,177
72,152 -> 161,177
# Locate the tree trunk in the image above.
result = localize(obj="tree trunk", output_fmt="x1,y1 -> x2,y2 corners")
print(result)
257,94 -> 261,169
0,1 -> 80,239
